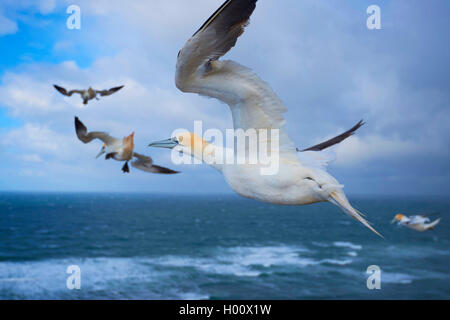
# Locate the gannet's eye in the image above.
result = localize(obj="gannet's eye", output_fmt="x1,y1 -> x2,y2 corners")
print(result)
304,177 -> 314,181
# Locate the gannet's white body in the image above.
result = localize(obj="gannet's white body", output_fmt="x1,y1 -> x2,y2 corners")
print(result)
392,214 -> 441,232
150,0 -> 381,236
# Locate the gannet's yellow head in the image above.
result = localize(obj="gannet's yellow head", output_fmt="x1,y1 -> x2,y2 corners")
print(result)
148,131 -> 209,157
176,132 -> 209,154
391,214 -> 406,224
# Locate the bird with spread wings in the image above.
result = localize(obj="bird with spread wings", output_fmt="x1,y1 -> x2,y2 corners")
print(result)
149,0 -> 381,236
54,85 -> 124,105
75,117 -> 179,175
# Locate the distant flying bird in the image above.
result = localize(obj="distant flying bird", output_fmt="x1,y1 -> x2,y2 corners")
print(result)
75,117 -> 179,175
148,0 -> 381,236
391,214 -> 441,232
54,85 -> 124,105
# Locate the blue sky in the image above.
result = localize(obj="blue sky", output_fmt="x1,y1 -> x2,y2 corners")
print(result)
0,0 -> 449,195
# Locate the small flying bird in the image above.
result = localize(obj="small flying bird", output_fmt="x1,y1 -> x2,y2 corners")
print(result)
74,117 -> 179,175
149,0 -> 382,236
54,85 -> 124,105
391,214 -> 441,232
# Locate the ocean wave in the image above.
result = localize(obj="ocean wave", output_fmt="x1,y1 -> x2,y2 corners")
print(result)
0,257 -> 205,300
333,242 -> 363,250
382,272 -> 415,284
319,259 -> 353,266
0,245 -> 360,299
155,245 -> 353,277
222,246 -> 312,268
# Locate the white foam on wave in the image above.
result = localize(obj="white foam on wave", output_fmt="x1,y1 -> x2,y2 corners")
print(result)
382,272 -> 415,284
319,259 -> 353,266
223,246 -> 313,268
333,242 -> 362,250
155,245 -> 317,277
312,242 -> 330,248
155,245 -> 353,277
0,257 -> 206,300
0,244 -> 359,298
156,256 -> 262,277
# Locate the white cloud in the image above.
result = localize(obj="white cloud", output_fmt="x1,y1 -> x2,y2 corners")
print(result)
0,74 -> 66,116
2,123 -> 74,158
18,168 -> 45,177
38,0 -> 56,14
52,40 -> 73,52
334,135 -> 420,167
21,154 -> 44,163
0,13 -> 17,36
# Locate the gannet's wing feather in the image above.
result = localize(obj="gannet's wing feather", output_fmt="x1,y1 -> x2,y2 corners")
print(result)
54,85 -> 83,97
409,215 -> 429,225
67,90 -> 84,96
301,120 -> 365,152
132,152 -> 179,174
176,0 -> 298,161
298,150 -> 336,170
74,117 -> 118,145
95,86 -> 124,96
176,0 -> 257,84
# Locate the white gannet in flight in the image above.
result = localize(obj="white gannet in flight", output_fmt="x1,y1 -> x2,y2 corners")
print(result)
54,85 -> 124,105
75,117 -> 179,174
391,214 -> 441,232
149,0 -> 381,236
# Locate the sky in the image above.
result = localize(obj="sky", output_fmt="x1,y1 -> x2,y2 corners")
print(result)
0,0 -> 449,195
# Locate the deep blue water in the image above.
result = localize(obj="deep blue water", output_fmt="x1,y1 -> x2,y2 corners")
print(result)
0,192 -> 449,299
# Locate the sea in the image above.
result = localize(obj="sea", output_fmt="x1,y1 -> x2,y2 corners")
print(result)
0,192 -> 449,300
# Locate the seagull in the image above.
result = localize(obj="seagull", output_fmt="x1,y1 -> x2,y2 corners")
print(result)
54,85 -> 124,105
149,0 -> 381,236
391,214 -> 441,232
74,117 -> 179,175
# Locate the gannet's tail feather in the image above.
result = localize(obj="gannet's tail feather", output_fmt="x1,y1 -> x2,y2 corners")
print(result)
425,218 -> 441,230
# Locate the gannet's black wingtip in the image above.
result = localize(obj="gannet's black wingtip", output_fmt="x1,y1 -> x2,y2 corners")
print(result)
152,164 -> 180,174
301,119 -> 366,152
74,116 -> 87,137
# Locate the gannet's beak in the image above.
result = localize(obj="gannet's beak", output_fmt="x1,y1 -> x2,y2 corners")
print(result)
329,191 -> 383,238
391,217 -> 398,224
148,137 -> 179,149
96,146 -> 106,159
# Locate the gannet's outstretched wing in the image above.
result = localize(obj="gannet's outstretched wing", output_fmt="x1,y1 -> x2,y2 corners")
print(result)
74,117 -> 118,145
131,152 -> 179,174
176,0 -> 298,161
54,85 -> 84,97
95,86 -> 124,96
301,120 -> 365,152
409,215 -> 430,225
